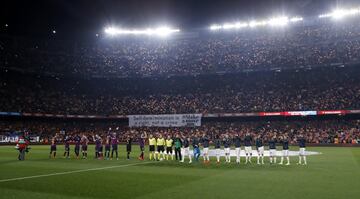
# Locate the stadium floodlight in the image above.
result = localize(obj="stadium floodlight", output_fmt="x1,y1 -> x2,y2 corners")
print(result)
104,27 -> 118,35
234,22 -> 248,28
154,27 -> 180,37
104,26 -> 180,37
290,17 -> 303,22
210,22 -> 248,30
222,23 -> 236,29
319,8 -> 360,19
210,24 -> 222,30
210,15 -> 302,31
249,20 -> 267,28
268,17 -> 289,26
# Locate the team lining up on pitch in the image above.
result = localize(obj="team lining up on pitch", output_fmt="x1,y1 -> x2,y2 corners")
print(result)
15,131 -> 309,165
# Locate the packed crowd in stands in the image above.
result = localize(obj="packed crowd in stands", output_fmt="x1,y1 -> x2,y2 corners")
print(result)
1,20 -> 360,145
1,65 -> 359,115
1,20 -> 360,77
0,119 -> 359,144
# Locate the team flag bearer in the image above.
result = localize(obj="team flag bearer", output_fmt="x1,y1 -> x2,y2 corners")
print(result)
255,135 -> 265,165
297,135 -> 307,165
165,135 -> 174,160
279,135 -> 290,165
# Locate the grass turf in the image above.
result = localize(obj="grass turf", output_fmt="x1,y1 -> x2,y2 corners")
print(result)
0,145 -> 359,199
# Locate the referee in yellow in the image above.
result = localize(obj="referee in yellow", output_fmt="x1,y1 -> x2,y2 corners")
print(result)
165,135 -> 174,160
156,134 -> 166,161
148,134 -> 156,161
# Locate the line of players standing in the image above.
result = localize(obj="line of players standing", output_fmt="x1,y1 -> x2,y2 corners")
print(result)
48,131 -> 307,165
49,132 -> 133,160
146,132 -> 308,165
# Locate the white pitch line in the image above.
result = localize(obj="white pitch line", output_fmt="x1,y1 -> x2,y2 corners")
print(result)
0,161 -> 153,183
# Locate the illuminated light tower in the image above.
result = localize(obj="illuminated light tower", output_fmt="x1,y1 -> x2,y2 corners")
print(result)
210,24 -> 222,31
268,17 -> 289,27
104,26 -> 180,37
319,7 -> 360,19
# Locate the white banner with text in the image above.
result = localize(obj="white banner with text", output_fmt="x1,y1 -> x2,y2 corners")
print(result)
128,114 -> 202,127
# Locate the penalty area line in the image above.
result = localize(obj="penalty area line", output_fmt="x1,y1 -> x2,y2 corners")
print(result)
0,161 -> 154,183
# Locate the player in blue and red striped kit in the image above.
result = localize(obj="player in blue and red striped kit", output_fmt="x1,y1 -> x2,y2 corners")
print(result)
74,134 -> 81,159
49,134 -> 58,159
138,132 -> 146,160
111,133 -> 119,160
63,135 -> 71,159
104,135 -> 111,160
95,135 -> 103,159
81,134 -> 89,159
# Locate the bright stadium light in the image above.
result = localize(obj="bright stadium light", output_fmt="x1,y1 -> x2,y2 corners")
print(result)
319,8 -> 360,19
234,22 -> 248,28
209,15 -> 303,31
154,27 -> 180,37
104,27 -> 118,35
290,17 -> 303,22
210,24 -> 222,30
268,17 -> 289,26
210,22 -> 248,31
104,26 -> 180,37
249,20 -> 267,28
222,23 -> 236,29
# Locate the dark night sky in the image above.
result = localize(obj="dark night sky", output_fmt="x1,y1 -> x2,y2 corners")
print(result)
0,0 -> 359,39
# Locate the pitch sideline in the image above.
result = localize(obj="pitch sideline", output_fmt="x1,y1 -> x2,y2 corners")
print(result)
0,161 -> 154,183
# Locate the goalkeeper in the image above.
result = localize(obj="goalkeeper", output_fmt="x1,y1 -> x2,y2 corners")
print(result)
192,135 -> 201,162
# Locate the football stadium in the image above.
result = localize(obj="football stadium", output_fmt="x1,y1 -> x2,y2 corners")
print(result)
1,0 -> 360,198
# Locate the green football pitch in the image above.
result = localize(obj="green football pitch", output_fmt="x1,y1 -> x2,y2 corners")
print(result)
0,145 -> 359,199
